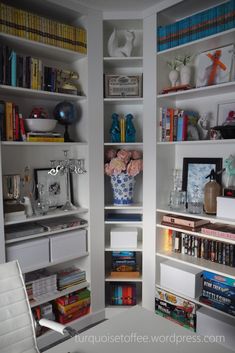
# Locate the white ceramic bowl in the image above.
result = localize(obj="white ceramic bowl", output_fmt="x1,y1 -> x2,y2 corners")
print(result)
24,119 -> 57,132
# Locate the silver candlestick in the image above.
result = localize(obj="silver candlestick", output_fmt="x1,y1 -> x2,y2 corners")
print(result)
48,150 -> 86,211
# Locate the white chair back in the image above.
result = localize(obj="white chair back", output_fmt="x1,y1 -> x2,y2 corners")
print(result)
0,261 -> 39,353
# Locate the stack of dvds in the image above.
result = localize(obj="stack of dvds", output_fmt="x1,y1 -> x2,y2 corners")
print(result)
54,288 -> 91,324
111,251 -> 139,278
110,283 -> 136,305
171,231 -> 235,268
25,270 -> 57,303
57,267 -> 86,291
200,272 -> 235,316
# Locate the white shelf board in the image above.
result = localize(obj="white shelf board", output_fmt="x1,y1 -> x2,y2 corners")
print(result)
104,142 -> 143,146
156,205 -> 235,226
157,28 -> 235,57
157,139 -> 235,146
0,85 -> 87,101
22,252 -> 89,274
105,241 -> 143,252
5,224 -> 88,244
4,208 -> 88,226
156,250 -> 235,280
155,283 -> 235,321
157,81 -> 235,101
104,97 -> 143,105
105,275 -> 142,282
105,203 -> 143,210
30,281 -> 89,308
0,32 -> 86,62
2,141 -> 88,147
103,56 -> 143,68
105,221 -> 142,226
157,223 -> 235,245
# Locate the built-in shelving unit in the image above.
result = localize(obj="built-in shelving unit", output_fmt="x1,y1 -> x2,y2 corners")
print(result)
0,0 -> 105,350
155,0 -> 235,339
103,17 -> 144,316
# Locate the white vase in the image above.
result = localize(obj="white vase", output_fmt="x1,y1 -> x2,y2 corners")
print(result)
169,70 -> 179,87
180,65 -> 191,85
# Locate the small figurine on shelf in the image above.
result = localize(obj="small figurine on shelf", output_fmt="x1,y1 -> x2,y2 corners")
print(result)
197,112 -> 211,140
110,113 -> 121,142
125,114 -> 136,143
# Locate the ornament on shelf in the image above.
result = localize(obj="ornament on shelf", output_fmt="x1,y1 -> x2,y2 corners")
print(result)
175,54 -> 193,86
110,113 -> 121,142
109,113 -> 136,143
197,112 -> 211,140
48,150 -> 86,211
167,59 -> 180,87
125,114 -> 136,143
107,29 -> 135,57
53,101 -> 78,142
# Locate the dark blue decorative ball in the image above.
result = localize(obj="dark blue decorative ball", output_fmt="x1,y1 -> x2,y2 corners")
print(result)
53,101 -> 77,125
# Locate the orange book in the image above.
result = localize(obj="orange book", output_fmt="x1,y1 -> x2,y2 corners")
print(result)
5,102 -> 13,141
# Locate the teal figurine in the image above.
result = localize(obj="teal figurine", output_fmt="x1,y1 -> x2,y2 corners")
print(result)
110,113 -> 121,142
125,113 -> 136,142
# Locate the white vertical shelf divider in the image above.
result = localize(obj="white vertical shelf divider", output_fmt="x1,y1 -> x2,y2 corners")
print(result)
0,143 -> 5,263
87,9 -> 105,318
142,13 -> 157,311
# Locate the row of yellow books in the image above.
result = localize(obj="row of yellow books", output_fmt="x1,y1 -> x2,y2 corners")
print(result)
0,2 -> 87,53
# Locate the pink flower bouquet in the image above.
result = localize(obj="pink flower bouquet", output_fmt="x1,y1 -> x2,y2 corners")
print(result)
104,149 -> 143,177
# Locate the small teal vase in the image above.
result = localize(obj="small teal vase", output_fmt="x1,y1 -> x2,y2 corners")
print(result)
110,172 -> 135,205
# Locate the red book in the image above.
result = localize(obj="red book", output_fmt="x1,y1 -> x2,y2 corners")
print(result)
19,114 -> 26,141
201,223 -> 235,241
127,286 -> 132,305
122,285 -> 128,305
14,105 -> 20,141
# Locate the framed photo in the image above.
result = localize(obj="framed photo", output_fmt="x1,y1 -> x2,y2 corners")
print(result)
34,168 -> 67,208
217,101 -> 235,126
182,158 -> 223,204
104,74 -> 143,98
196,44 -> 234,88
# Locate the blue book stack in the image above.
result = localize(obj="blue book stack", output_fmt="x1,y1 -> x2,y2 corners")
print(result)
224,0 -> 235,30
190,12 -> 202,42
216,3 -> 225,33
170,22 -> 179,48
178,17 -> 190,45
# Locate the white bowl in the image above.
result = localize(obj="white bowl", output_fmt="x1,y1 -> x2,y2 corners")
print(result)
24,119 -> 57,132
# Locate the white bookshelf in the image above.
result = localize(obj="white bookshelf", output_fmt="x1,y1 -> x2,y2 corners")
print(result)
0,0 -> 105,350
155,0 -> 235,337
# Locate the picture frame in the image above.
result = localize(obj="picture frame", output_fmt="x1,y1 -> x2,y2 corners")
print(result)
196,44 -> 234,88
34,168 -> 67,208
217,101 -> 235,126
182,158 -> 223,205
104,74 -> 143,98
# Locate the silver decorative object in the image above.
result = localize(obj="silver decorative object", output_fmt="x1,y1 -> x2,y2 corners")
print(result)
48,150 -> 86,211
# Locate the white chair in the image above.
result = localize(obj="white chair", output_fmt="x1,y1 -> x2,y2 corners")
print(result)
0,261 -> 76,353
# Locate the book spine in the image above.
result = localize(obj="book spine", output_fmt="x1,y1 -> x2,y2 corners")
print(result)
5,101 -> 13,141
14,105 -> 20,141
169,108 -> 174,142
27,137 -> 64,142
0,100 -> 5,141
182,112 -> 188,141
10,50 -> 17,87
162,215 -> 199,228
19,113 -> 26,141
201,227 -> 235,240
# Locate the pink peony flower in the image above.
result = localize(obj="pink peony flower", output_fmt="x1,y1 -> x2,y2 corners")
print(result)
126,159 -> 143,177
104,163 -> 114,176
110,158 -> 126,175
117,149 -> 131,164
131,150 -> 142,160
105,149 -> 117,161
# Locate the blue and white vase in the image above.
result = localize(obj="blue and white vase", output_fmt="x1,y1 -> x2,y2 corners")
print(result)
110,172 -> 135,205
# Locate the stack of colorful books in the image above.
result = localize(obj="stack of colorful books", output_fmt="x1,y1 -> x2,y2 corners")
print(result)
157,1 -> 235,51
155,287 -> 197,331
159,108 -> 199,142
111,251 -> 139,278
0,46 -> 81,94
110,283 -> 137,305
25,270 -> 57,303
200,272 -> 235,316
57,267 -> 87,291
0,2 -> 87,53
54,288 -> 91,324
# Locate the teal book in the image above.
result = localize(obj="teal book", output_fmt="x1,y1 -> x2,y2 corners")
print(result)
10,50 -> 17,87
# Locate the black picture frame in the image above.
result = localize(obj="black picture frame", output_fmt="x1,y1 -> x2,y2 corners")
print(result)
182,157 -> 223,206
34,168 -> 68,208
